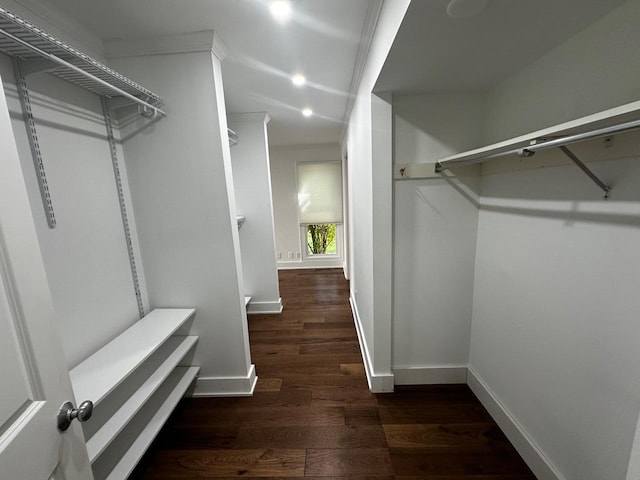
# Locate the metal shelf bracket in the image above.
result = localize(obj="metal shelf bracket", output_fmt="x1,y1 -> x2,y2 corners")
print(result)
515,145 -> 612,199
557,146 -> 610,199
522,139 -> 611,199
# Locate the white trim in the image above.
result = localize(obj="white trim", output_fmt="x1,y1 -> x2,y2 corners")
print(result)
277,260 -> 304,269
350,295 -> 373,388
228,112 -> 271,125
467,366 -> 565,480
277,259 -> 343,270
349,295 -> 394,393
371,373 -> 394,393
210,33 -> 229,60
105,31 -> 229,60
393,365 -> 468,385
247,298 -> 283,314
340,0 -> 384,144
191,364 -> 257,397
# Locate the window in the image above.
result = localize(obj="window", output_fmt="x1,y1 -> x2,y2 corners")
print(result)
296,161 -> 343,258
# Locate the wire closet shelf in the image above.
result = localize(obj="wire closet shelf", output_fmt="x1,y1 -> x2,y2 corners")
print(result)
0,6 -> 166,116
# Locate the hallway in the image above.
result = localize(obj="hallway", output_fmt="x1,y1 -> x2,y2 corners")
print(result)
132,269 -> 535,478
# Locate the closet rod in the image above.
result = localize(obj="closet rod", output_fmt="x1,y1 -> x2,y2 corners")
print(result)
0,27 -> 166,117
435,116 -> 640,172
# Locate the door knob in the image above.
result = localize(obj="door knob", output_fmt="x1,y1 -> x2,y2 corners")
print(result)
57,400 -> 93,432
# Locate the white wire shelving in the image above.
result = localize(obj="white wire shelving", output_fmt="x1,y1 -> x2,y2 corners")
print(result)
0,6 -> 165,116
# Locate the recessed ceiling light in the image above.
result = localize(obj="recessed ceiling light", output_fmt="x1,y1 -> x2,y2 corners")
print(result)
302,108 -> 313,117
292,74 -> 306,87
270,1 -> 292,23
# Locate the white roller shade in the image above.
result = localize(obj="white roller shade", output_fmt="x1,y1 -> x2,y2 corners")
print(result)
296,162 -> 343,224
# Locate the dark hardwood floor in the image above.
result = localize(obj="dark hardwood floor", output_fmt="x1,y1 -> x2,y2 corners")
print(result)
131,268 -> 536,479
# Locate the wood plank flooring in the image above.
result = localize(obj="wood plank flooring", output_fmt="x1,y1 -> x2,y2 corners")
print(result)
131,268 -> 536,479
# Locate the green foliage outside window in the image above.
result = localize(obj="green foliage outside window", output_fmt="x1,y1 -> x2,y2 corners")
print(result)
306,224 -> 336,255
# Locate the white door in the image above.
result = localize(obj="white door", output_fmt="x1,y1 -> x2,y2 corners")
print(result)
0,78 -> 93,479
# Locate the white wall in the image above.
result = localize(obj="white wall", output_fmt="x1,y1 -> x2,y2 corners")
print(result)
228,113 -> 282,314
1,50 -> 141,368
269,143 -> 344,269
468,1 -> 640,479
483,0 -> 640,143
346,0 -> 411,392
392,93 -> 483,384
629,417 -> 640,480
347,92 -> 374,357
108,34 -> 255,395
341,143 -> 350,277
471,157 -> 640,480
370,93 -> 393,379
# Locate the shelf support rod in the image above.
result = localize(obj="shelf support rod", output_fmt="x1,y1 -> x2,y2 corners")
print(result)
102,98 -> 145,318
0,27 -> 166,117
558,146 -> 610,199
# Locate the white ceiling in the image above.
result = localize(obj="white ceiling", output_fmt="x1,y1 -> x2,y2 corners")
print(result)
30,0 -> 627,146
38,0 -> 374,147
376,0 -> 627,95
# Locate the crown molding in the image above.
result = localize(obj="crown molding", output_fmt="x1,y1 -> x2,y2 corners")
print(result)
227,112 -> 271,125
340,0 -> 384,145
105,30 -> 229,60
211,32 -> 229,60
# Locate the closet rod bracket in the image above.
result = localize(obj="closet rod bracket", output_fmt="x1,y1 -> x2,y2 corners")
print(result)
517,148 -> 535,158
558,146 -> 610,199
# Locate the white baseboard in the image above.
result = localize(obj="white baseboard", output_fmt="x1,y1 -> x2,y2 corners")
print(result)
276,260 -> 303,269
393,365 -> 468,385
277,259 -> 343,270
247,298 -> 283,314
467,366 -> 564,480
191,364 -> 257,397
349,295 -> 394,393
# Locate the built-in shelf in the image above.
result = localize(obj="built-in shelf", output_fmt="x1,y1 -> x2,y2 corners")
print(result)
102,366 -> 199,480
86,335 -> 198,462
396,99 -> 640,198
69,308 -> 198,480
0,6 -> 165,115
437,99 -> 640,169
70,308 -> 195,404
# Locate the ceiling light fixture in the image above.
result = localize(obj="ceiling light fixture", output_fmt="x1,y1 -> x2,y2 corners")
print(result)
302,108 -> 313,117
292,74 -> 306,87
270,1 -> 292,24
446,0 -> 489,18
